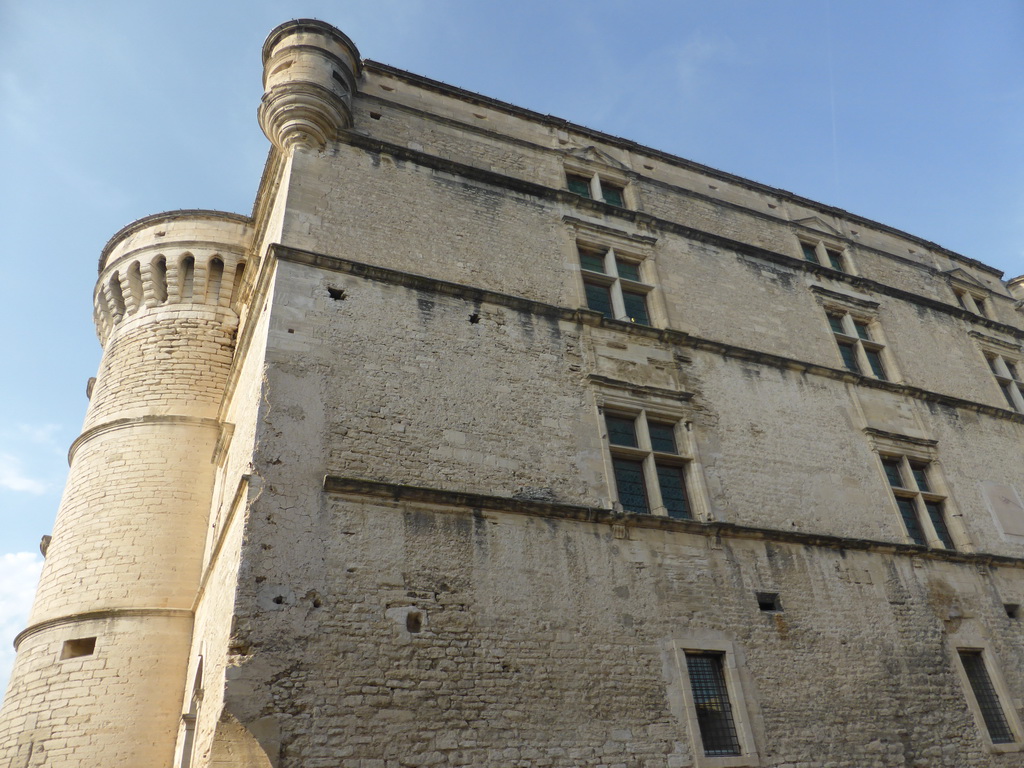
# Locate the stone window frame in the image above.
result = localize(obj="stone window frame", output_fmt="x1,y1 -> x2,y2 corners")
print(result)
567,219 -> 666,328
564,160 -> 632,209
811,287 -> 898,382
662,632 -> 761,768
595,388 -> 709,521
947,637 -> 1024,754
970,332 -> 1024,413
798,237 -> 848,273
865,429 -> 970,551
954,286 -> 991,319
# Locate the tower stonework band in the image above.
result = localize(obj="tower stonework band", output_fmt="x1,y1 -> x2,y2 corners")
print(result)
3,19 -> 1024,768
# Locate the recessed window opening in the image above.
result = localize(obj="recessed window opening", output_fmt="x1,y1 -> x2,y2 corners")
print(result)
756,592 -> 782,612
327,287 -> 346,301
108,273 -> 126,318
60,636 -> 97,660
230,261 -> 246,306
1005,603 -> 1020,619
881,455 -> 955,549
958,650 -> 1015,744
985,354 -> 1024,413
801,240 -> 845,271
827,310 -> 888,380
126,261 -> 144,311
566,172 -> 626,207
606,411 -> 691,519
207,258 -> 224,305
580,246 -> 651,325
955,289 -> 990,318
180,255 -> 195,301
684,652 -> 742,757
406,611 -> 422,633
152,256 -> 168,303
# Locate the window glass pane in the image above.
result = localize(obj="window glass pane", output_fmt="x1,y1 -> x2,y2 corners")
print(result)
622,290 -> 650,325
648,422 -> 677,454
657,464 -> 691,519
584,282 -> 613,318
612,457 -> 648,514
882,458 -> 904,488
826,250 -> 844,270
865,348 -> 887,380
615,259 -> 641,282
605,415 -> 638,448
601,184 -> 624,207
910,464 -> 930,492
838,342 -> 861,374
567,174 -> 591,198
1001,383 -> 1018,410
801,243 -> 819,263
959,651 -> 1015,744
579,250 -> 605,273
827,313 -> 845,335
684,653 -> 742,756
925,501 -> 955,549
896,498 -> 927,546
853,321 -> 872,340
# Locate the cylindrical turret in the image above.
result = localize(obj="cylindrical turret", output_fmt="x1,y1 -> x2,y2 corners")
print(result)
0,211 -> 252,767
257,18 -> 361,151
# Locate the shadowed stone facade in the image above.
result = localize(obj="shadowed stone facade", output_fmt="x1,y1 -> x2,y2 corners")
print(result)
3,18 -> 1024,768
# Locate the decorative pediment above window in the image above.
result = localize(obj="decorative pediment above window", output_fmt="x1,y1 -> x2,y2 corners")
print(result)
793,216 -> 843,237
561,145 -> 633,173
943,267 -> 988,290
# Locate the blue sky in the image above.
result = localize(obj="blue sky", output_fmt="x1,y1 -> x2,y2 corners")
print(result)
1,1 -> 1022,689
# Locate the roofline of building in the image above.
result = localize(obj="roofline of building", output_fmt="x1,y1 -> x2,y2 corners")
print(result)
362,59 -> 1007,281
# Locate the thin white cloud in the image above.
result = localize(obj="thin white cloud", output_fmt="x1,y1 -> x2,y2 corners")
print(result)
0,552 -> 43,698
15,424 -> 61,445
0,454 -> 47,495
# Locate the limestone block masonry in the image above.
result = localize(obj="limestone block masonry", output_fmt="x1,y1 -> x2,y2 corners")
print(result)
3,17 -> 1024,768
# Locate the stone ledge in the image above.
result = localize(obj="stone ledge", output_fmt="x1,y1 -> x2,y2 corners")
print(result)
14,608 -> 193,650
322,475 -> 1024,570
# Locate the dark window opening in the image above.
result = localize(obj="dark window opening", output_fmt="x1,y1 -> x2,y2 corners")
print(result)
406,611 -> 422,634
756,592 -> 782,612
61,637 -> 97,660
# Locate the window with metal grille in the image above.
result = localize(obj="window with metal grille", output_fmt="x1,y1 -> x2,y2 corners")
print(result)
685,652 -> 742,757
605,412 -> 691,519
881,455 -> 956,549
985,354 -> 1024,413
959,650 -> 1015,744
566,172 -> 627,207
580,246 -> 651,325
827,310 -> 888,380
800,239 -> 845,271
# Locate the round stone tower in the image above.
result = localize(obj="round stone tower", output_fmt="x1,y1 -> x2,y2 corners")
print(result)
0,211 -> 252,767
257,18 -> 361,151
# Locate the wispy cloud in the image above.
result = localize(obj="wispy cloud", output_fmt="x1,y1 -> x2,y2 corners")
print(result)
0,552 -> 43,697
0,454 -> 47,495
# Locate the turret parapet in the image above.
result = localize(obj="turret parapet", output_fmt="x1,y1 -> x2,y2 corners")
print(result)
94,210 -> 253,342
258,19 -> 362,151
1008,274 -> 1024,302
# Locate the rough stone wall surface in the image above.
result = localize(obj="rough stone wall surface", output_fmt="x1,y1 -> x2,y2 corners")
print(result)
0,616 -> 192,768
225,492 -> 1024,768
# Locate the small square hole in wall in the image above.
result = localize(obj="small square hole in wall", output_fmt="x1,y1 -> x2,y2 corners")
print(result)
1005,603 -> 1020,619
756,592 -> 782,612
60,637 -> 96,660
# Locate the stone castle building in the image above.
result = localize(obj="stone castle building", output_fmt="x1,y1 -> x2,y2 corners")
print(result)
3,18 -> 1024,768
